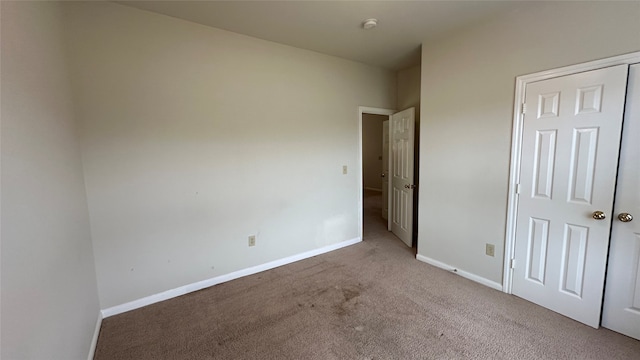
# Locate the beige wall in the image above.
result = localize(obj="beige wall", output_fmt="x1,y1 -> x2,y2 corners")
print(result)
65,2 -> 396,309
397,65 -> 421,240
1,2 -> 100,358
362,114 -> 387,190
418,1 -> 640,284
397,65 -> 421,116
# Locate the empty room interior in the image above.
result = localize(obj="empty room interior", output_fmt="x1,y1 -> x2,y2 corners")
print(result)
3,1 -> 640,359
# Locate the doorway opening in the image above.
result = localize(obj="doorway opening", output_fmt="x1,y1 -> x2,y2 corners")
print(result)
358,106 -> 417,252
361,112 -> 390,242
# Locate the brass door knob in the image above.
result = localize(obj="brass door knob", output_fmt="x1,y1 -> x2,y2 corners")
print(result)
592,211 -> 606,220
618,213 -> 633,222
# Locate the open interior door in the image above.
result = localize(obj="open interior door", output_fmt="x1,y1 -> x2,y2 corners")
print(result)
390,108 -> 415,247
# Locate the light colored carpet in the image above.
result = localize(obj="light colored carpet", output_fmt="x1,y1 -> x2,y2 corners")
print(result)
94,190 -> 640,359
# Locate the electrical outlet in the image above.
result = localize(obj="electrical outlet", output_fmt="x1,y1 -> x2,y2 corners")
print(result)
343,165 -> 348,174
485,243 -> 495,257
248,235 -> 256,247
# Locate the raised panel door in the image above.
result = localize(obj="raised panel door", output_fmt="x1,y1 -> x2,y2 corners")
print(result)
512,65 -> 628,327
602,63 -> 640,340
391,108 -> 415,247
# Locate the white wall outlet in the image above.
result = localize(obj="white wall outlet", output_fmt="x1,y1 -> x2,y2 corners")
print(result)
485,243 -> 495,257
343,165 -> 348,174
248,235 -> 256,247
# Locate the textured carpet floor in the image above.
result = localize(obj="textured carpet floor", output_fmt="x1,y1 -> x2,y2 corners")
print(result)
94,191 -> 640,359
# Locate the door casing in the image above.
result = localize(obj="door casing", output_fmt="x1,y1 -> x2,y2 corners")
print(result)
504,51 -> 640,294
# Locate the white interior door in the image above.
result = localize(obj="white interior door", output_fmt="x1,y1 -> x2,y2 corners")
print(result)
602,63 -> 640,340
512,65 -> 628,327
391,108 -> 415,247
382,120 -> 390,223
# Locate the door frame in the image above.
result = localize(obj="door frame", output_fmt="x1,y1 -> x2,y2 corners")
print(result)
358,106 -> 395,240
503,51 -> 640,294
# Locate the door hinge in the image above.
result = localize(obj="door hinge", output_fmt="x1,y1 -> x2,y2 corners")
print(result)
515,183 -> 521,195
510,258 -> 516,269
522,103 -> 527,115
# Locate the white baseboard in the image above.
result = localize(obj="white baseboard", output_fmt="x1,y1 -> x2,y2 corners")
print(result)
364,187 -> 382,192
101,237 -> 362,318
416,254 -> 503,291
87,312 -> 102,360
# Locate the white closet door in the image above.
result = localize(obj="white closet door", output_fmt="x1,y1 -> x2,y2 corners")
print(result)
512,65 -> 628,327
602,63 -> 640,340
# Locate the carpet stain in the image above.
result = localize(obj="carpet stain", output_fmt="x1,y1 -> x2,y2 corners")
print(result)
342,287 -> 360,302
330,284 -> 363,316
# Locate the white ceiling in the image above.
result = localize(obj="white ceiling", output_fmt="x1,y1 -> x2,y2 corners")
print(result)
116,1 -> 530,71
